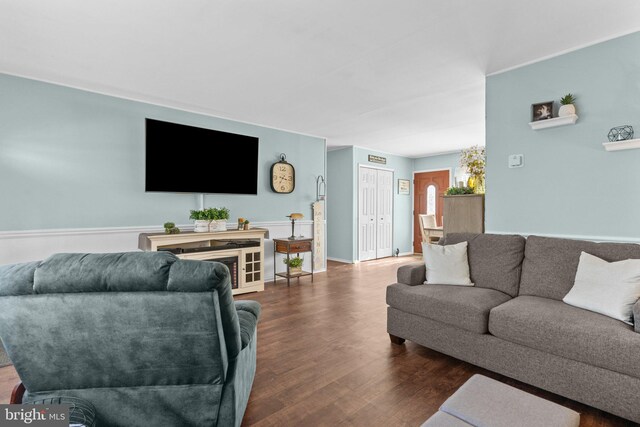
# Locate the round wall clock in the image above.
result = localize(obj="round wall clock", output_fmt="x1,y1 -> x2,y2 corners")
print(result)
271,154 -> 295,194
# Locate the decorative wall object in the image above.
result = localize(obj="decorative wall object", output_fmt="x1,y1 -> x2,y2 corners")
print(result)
316,175 -> 326,201
368,154 -> 386,164
531,101 -> 554,121
398,179 -> 410,195
313,201 -> 325,270
608,125 -> 634,142
271,153 -> 295,193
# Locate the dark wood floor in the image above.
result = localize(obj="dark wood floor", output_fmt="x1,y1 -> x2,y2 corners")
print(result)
0,257 -> 636,426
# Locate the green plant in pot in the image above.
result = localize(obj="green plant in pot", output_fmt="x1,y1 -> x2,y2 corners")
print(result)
559,93 -> 576,117
207,207 -> 230,232
445,186 -> 475,195
283,256 -> 303,274
189,209 -> 211,232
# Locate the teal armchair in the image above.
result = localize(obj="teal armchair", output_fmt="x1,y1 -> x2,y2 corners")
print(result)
0,252 -> 260,426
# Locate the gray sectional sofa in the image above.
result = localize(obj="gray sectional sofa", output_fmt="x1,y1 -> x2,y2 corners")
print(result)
387,233 -> 640,423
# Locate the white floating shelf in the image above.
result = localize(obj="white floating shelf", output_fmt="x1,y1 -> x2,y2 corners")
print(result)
603,138 -> 640,152
528,114 -> 578,130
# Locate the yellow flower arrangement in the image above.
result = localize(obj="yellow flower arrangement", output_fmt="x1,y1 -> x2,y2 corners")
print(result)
460,145 -> 486,194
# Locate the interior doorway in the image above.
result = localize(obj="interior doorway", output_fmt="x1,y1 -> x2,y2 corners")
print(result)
413,169 -> 450,253
358,166 -> 393,261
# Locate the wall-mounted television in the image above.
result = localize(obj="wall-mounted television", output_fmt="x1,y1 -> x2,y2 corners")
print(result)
145,118 -> 259,194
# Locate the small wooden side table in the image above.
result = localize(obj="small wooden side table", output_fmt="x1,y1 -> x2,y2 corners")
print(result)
273,238 -> 314,286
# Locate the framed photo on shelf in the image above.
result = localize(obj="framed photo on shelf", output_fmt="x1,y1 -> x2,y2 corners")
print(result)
532,101 -> 553,122
398,179 -> 410,195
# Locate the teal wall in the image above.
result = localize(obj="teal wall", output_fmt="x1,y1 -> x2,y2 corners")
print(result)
327,148 -> 354,261
0,74 -> 325,231
486,31 -> 640,240
414,152 -> 459,185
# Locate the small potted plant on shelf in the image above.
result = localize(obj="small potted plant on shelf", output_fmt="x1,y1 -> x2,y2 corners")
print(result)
208,207 -> 230,232
283,256 -> 303,275
559,93 -> 576,117
163,222 -> 181,234
243,219 -> 251,230
189,209 -> 211,233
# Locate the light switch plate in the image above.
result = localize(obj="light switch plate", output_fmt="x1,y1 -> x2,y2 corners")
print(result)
508,154 -> 524,168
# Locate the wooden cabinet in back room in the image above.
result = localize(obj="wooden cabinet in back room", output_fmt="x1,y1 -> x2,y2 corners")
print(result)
443,194 -> 485,235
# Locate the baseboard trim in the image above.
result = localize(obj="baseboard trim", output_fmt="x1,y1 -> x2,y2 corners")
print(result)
0,221 -> 324,268
326,257 -> 354,264
398,252 -> 414,257
485,230 -> 640,244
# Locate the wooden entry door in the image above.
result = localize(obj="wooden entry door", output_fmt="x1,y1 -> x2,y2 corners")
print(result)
413,170 -> 450,253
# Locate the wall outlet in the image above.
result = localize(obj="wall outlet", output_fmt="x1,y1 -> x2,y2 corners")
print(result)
508,154 -> 524,168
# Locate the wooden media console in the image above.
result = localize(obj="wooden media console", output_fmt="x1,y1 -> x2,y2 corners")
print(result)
139,228 -> 268,295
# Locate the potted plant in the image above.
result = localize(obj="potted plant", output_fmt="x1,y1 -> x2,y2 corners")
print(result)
283,256 -> 303,275
163,222 -> 180,234
189,209 -> 211,232
445,186 -> 475,195
243,219 -> 251,230
559,93 -> 576,117
208,207 -> 230,232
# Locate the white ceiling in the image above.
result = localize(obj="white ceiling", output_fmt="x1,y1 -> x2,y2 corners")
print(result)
1,1 -> 640,157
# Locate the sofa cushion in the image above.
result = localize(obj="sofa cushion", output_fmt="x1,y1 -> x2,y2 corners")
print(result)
443,233 -> 526,297
387,283 -> 511,334
519,236 -> 640,300
0,261 -> 40,296
422,241 -> 473,286
563,252 -> 640,324
34,252 -> 178,293
235,301 -> 261,349
489,296 -> 640,379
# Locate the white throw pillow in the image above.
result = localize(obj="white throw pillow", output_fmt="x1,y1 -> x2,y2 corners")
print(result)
563,252 -> 640,324
422,241 -> 474,286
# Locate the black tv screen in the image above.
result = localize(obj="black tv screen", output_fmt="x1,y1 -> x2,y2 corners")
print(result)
145,119 -> 259,194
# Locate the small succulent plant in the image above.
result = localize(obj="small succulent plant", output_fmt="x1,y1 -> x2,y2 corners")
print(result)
560,93 -> 576,105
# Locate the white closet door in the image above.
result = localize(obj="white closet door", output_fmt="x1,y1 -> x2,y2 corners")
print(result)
376,169 -> 393,258
358,167 -> 377,261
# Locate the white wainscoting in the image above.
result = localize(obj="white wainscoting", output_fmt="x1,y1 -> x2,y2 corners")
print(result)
0,220 -> 326,282
485,230 -> 640,244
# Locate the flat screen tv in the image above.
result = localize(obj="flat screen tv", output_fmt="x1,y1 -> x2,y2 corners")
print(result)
145,118 -> 259,194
